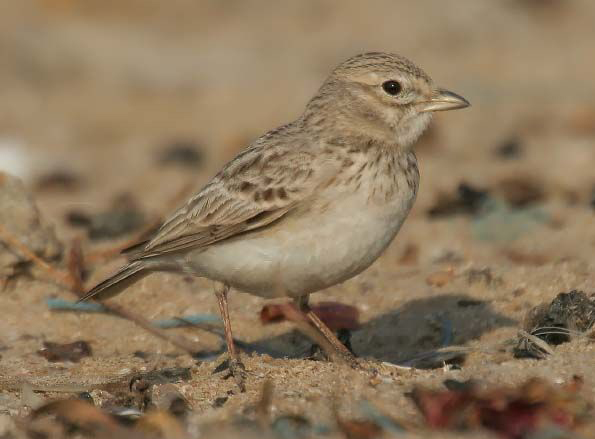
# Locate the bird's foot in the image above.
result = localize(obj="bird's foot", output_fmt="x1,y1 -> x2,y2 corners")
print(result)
306,345 -> 373,373
307,328 -> 356,363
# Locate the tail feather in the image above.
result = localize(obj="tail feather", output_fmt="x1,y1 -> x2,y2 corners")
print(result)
79,261 -> 148,302
121,239 -> 149,259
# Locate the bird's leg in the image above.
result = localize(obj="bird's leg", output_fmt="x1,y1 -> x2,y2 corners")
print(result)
214,283 -> 246,392
295,295 -> 356,364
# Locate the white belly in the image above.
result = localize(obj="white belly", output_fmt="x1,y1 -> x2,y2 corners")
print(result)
183,186 -> 415,298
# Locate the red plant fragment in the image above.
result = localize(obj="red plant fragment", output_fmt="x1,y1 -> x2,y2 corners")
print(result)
411,377 -> 590,439
37,340 -> 92,362
260,301 -> 360,330
336,419 -> 383,439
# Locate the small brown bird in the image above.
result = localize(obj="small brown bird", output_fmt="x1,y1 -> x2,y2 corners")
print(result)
82,52 -> 469,389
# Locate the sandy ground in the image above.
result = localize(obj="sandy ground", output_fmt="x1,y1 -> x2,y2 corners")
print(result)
1,1 -> 595,438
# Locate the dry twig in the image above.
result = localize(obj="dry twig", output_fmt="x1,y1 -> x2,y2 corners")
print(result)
0,223 -> 73,289
1,223 -> 204,356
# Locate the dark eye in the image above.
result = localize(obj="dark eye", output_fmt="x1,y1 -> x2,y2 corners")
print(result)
382,80 -> 402,96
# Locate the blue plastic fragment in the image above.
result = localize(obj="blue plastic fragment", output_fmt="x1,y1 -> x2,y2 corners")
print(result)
46,298 -> 222,328
153,314 -> 222,329
46,298 -> 107,313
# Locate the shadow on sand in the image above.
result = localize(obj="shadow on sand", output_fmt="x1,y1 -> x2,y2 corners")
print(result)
244,293 -> 516,364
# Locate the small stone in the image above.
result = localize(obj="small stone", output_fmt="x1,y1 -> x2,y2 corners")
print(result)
0,172 -> 62,279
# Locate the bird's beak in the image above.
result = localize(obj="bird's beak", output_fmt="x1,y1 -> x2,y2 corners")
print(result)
418,88 -> 470,113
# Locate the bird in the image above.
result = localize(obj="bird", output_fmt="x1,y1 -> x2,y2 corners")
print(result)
81,52 -> 469,390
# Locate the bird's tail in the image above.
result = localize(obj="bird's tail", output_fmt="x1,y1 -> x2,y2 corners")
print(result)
78,260 -> 149,302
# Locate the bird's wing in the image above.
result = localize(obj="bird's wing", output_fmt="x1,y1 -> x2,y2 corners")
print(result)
134,140 -> 323,258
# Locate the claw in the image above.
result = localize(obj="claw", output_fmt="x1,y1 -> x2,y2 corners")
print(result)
216,357 -> 247,392
226,358 -> 247,392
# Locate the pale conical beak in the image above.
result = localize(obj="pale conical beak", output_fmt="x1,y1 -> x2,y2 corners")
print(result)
418,88 -> 470,113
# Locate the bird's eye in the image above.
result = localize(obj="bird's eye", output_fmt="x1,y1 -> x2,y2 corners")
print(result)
382,80 -> 402,96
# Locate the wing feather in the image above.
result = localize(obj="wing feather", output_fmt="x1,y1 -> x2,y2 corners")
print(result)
131,132 -> 322,259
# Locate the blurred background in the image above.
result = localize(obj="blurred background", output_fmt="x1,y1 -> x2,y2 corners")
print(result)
2,0 -> 594,233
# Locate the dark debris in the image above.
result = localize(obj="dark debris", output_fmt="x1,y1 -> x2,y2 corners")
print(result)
427,183 -> 489,218
37,340 -> 92,362
494,137 -> 523,159
157,140 -> 205,168
66,193 -> 145,240
524,290 -> 595,345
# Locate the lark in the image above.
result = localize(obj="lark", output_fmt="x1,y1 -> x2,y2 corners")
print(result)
82,52 -> 469,388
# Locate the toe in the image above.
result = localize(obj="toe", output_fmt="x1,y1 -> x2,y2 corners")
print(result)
229,358 -> 247,392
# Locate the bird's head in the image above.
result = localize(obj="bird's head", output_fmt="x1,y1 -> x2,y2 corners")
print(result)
306,52 -> 470,148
